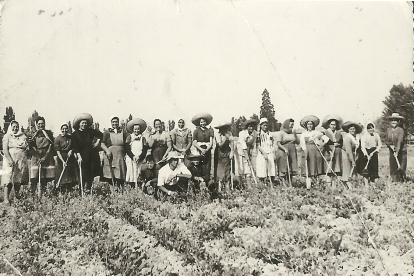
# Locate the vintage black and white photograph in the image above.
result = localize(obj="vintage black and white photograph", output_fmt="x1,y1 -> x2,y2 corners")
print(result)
0,0 -> 413,275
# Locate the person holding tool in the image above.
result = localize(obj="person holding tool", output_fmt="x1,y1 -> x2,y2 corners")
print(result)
385,113 -> 407,182
276,119 -> 299,187
321,115 -> 343,187
341,121 -> 363,188
299,115 -> 325,188
235,118 -> 259,189
28,117 -> 55,197
360,122 -> 382,187
72,113 -> 105,194
54,123 -> 77,194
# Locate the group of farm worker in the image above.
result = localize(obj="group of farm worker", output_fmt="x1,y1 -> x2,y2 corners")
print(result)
0,111 -> 408,203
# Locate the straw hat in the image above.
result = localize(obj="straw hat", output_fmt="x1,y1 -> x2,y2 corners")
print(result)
387,113 -> 405,120
214,122 -> 232,129
73,113 -> 93,130
191,112 -> 213,126
342,121 -> 363,134
126,118 -> 147,134
322,114 -> 343,130
300,115 -> 320,129
241,118 -> 259,129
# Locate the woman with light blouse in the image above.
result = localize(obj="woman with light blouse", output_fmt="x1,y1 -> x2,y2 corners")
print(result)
360,122 -> 382,186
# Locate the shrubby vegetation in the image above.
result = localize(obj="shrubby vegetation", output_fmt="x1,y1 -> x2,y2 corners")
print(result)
0,149 -> 413,275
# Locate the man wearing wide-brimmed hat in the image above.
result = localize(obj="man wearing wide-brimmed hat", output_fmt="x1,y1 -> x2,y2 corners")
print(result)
234,118 -> 259,188
385,112 -> 407,181
157,151 -> 192,197
191,112 -> 214,183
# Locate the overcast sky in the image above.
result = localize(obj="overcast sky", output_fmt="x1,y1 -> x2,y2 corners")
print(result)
0,0 -> 412,134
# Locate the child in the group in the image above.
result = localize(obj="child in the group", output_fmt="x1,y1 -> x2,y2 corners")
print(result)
139,155 -> 158,194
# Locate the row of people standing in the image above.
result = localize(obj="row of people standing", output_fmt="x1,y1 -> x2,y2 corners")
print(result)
1,111 -> 408,202
276,112 -> 407,188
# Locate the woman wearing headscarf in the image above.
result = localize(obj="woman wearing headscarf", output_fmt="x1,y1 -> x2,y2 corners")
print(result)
72,113 -> 105,193
1,121 -> 29,203
360,122 -> 382,186
170,118 -> 193,167
148,119 -> 173,172
235,118 -> 258,189
102,116 -> 131,186
54,123 -> 77,193
276,119 -> 299,186
299,115 -> 324,185
214,122 -> 234,191
191,112 -> 214,184
321,115 -> 343,186
125,118 -> 148,187
256,118 -> 276,184
28,117 -> 55,196
341,121 -> 362,188
385,113 -> 407,182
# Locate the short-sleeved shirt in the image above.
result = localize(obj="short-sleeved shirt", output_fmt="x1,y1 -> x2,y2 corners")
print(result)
149,131 -> 171,147
193,127 -> 214,143
157,162 -> 191,186
171,128 -> 192,150
54,134 -> 72,152
237,130 -> 256,156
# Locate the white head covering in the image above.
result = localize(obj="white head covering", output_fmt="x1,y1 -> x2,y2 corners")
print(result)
6,120 -> 23,137
176,118 -> 187,132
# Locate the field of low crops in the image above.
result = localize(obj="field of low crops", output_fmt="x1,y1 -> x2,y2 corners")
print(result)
1,148 -> 414,276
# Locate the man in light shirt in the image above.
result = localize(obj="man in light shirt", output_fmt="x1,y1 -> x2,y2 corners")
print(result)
157,151 -> 191,197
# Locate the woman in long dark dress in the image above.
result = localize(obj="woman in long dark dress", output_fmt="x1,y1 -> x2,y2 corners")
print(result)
29,117 -> 55,197
72,113 -> 106,193
214,122 -> 233,191
385,113 -> 407,182
54,123 -> 77,193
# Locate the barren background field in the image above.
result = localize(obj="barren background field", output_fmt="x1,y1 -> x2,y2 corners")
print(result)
0,147 -> 413,275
